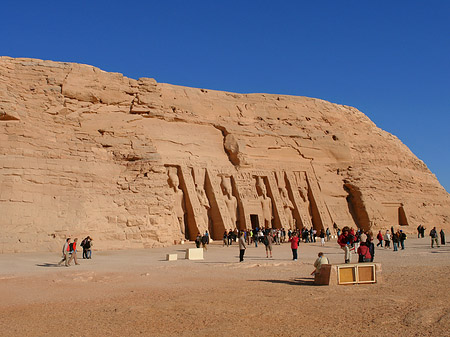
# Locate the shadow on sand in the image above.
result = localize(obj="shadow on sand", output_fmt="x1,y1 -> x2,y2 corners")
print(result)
36,263 -> 60,267
251,277 -> 318,286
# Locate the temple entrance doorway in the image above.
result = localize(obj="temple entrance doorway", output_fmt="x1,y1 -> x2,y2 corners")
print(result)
250,214 -> 260,229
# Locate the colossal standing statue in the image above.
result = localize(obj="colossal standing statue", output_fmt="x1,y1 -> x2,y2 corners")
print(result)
221,176 -> 238,227
257,177 -> 272,228
168,168 -> 186,236
280,187 -> 295,230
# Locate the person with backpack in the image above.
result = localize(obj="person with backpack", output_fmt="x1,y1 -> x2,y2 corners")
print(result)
57,238 -> 71,267
430,227 -> 439,248
68,238 -> 80,266
376,230 -> 383,247
263,232 -> 273,258
357,241 -> 372,262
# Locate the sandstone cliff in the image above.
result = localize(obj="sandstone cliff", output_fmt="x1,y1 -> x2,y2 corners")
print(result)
1,57 -> 449,253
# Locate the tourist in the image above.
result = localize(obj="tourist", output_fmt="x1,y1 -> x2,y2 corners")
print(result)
68,238 -> 80,266
319,229 -> 325,246
80,236 -> 92,259
392,231 -> 399,251
357,241 -> 371,262
376,230 -> 383,247
417,225 -> 422,238
57,238 -> 71,267
337,226 -> 354,263
86,237 -> 93,259
440,229 -> 446,245
367,232 -> 375,262
421,226 -> 426,238
252,228 -> 258,247
227,230 -> 233,246
398,230 -> 406,250
238,232 -> 246,262
289,232 -> 299,261
311,252 -> 329,275
326,227 -> 330,241
195,233 -> 201,248
353,229 -> 360,254
430,227 -> 439,248
384,230 -> 391,249
201,232 -> 208,251
263,232 -> 273,258
223,231 -> 228,247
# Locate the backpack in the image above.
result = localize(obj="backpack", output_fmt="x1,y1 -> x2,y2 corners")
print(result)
359,245 -> 371,262
263,236 -> 269,246
69,242 -> 74,252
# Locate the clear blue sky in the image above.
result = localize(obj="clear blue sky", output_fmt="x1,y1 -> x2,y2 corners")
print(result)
2,1 -> 449,192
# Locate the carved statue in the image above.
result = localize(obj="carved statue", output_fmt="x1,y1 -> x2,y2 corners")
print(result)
221,176 -> 237,227
168,168 -> 186,236
280,187 -> 295,230
257,178 -> 272,228
195,183 -> 210,233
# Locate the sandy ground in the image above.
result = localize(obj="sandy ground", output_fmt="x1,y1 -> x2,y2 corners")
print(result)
0,237 -> 449,337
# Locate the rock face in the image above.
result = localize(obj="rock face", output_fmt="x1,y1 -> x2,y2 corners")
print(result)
0,57 -> 449,253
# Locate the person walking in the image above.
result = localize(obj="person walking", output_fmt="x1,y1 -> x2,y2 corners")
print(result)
440,229 -> 446,245
376,230 -> 383,247
238,232 -> 246,262
57,238 -> 71,267
430,227 -> 439,248
289,232 -> 299,261
68,238 -> 80,266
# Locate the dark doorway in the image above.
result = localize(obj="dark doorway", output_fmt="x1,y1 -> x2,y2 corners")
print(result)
250,214 -> 260,229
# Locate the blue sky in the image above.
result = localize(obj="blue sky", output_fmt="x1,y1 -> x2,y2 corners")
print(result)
2,1 -> 449,192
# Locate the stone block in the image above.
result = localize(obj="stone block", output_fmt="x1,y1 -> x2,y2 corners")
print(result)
166,253 -> 178,261
185,248 -> 203,260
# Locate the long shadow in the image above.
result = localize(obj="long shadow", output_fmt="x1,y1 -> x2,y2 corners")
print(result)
36,263 -> 60,267
250,277 -> 318,286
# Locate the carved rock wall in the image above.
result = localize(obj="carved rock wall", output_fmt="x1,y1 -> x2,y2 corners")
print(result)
0,57 -> 449,252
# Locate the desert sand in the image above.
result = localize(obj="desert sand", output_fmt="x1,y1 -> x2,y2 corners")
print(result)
0,236 -> 449,337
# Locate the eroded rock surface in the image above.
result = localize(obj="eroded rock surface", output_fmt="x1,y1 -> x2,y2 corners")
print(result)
0,57 -> 449,253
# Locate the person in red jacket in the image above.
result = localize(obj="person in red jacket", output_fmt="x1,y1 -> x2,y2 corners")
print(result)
289,232 -> 300,261
338,227 -> 354,264
376,230 -> 383,247
68,238 -> 80,266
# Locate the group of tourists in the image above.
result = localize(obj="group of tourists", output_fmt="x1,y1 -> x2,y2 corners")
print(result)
429,226 -> 446,248
57,236 -> 93,267
417,225 -> 445,248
